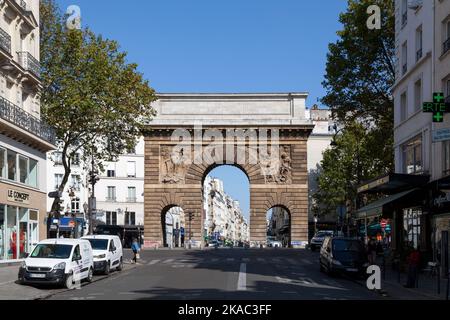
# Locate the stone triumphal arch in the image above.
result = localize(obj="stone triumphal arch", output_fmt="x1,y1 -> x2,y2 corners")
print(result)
143,93 -> 314,248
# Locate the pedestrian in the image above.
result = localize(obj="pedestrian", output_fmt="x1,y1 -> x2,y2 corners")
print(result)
367,238 -> 377,265
131,238 -> 140,264
405,247 -> 420,288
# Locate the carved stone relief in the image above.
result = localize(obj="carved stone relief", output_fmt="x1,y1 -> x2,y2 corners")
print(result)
160,145 -> 189,184
260,146 -> 292,184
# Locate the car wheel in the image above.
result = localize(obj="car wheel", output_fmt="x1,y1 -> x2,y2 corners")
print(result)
104,261 -> 110,275
117,257 -> 123,271
86,268 -> 94,283
65,272 -> 75,290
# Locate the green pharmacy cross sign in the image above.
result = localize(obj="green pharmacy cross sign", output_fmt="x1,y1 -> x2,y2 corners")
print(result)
423,92 -> 450,123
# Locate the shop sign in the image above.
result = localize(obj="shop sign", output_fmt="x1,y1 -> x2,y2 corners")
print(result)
7,189 -> 30,205
433,192 -> 450,207
422,92 -> 450,123
432,128 -> 450,142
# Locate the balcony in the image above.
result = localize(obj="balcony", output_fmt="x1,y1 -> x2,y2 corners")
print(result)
443,38 -> 450,56
416,48 -> 422,62
126,197 -> 137,203
0,95 -> 56,145
402,12 -> 407,26
16,0 -> 27,11
18,52 -> 40,78
0,28 -> 11,54
106,197 -> 117,202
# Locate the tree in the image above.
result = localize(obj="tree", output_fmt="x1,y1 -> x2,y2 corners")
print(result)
40,0 -> 157,216
315,0 -> 395,215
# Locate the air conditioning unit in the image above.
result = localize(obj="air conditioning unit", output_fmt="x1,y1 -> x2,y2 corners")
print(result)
408,0 -> 422,10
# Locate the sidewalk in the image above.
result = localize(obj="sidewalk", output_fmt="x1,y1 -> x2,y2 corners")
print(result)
377,265 -> 450,300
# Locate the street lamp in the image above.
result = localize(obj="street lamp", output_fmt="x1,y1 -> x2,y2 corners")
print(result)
187,212 -> 194,249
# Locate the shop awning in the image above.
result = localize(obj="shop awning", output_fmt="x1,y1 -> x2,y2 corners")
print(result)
355,188 -> 420,219
357,173 -> 429,195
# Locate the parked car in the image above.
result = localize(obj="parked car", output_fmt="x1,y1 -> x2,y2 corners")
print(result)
82,235 -> 123,275
319,237 -> 369,277
310,230 -> 334,251
18,239 -> 94,289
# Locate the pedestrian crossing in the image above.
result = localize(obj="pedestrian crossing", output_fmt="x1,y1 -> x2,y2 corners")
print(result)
144,257 -> 314,267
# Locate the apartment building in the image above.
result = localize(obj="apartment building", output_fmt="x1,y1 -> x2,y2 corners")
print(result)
0,1 -> 54,262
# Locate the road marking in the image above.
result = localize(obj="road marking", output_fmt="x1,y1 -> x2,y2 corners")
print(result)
287,258 -> 297,265
148,259 -> 160,265
162,259 -> 174,264
0,280 -> 14,286
210,258 -> 219,262
276,276 -> 292,283
272,258 -> 282,263
119,292 -> 138,295
226,258 -> 235,262
242,258 -> 250,262
237,263 -> 247,291
257,258 -> 265,263
301,259 -> 313,265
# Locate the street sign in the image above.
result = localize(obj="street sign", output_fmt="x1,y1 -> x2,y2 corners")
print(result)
48,191 -> 63,198
433,128 -> 450,142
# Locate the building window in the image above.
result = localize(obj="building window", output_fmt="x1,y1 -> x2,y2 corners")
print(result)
446,78 -> 450,101
125,212 -> 136,226
127,187 -> 136,202
71,153 -> 80,167
107,187 -> 116,202
29,159 -> 38,188
53,152 -> 63,166
401,0 -> 407,26
444,20 -> 450,55
443,141 -> 450,175
402,41 -> 408,75
403,208 -> 424,250
416,26 -> 422,61
71,197 -> 80,214
414,79 -> 422,112
106,212 -> 117,225
7,150 -> 17,181
402,135 -> 423,174
70,175 -> 80,191
0,148 -> 5,178
400,91 -> 408,121
54,174 -> 63,190
18,155 -> 28,184
106,163 -> 116,178
127,161 -> 136,178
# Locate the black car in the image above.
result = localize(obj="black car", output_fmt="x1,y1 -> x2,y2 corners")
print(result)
319,237 -> 369,277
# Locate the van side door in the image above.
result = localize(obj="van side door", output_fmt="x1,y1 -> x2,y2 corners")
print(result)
71,245 -> 83,281
109,240 -> 119,268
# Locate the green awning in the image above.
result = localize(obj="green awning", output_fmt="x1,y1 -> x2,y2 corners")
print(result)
355,189 -> 419,219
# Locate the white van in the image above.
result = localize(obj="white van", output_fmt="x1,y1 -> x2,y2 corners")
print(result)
82,235 -> 123,274
18,239 -> 94,289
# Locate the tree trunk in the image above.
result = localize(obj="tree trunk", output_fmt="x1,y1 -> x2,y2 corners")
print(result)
50,143 -> 72,218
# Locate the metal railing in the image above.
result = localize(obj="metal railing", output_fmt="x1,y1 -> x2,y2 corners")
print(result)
0,96 -> 56,144
416,48 -> 422,62
443,38 -> 450,56
402,12 -> 407,26
106,197 -> 117,202
126,197 -> 137,203
17,52 -> 40,78
16,0 -> 27,11
0,28 -> 11,54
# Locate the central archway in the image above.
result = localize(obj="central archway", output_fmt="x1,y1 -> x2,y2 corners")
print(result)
143,93 -> 314,248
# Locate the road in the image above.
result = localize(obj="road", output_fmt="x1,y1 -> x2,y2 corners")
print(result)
46,248 -> 380,300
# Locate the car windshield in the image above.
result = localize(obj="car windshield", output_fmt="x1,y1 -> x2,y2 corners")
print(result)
333,239 -> 363,252
30,244 -> 73,259
86,239 -> 108,250
316,231 -> 333,237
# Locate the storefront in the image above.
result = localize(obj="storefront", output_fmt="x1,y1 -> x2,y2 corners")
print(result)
0,186 -> 47,263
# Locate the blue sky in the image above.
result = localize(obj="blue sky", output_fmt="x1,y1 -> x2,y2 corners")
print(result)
56,0 -> 347,219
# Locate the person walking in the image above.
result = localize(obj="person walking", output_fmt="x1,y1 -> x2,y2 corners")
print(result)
405,247 -> 421,288
367,238 -> 377,265
131,238 -> 141,264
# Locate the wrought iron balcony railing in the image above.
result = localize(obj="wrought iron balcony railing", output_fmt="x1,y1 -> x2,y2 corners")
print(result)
16,0 -> 27,11
443,38 -> 450,56
126,197 -> 137,203
0,28 -> 11,54
18,51 -> 40,78
416,48 -> 422,62
0,96 -> 56,144
106,197 -> 117,202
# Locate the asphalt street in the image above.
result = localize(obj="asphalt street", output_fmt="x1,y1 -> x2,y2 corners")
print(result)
46,249 -> 380,300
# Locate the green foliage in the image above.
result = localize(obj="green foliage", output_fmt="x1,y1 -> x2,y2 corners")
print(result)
315,0 -> 395,216
40,0 -> 157,213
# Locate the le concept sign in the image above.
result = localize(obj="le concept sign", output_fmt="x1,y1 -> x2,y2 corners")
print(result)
423,92 -> 450,123
7,189 -> 30,205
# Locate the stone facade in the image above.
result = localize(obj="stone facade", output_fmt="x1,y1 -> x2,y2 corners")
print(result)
143,93 -> 313,248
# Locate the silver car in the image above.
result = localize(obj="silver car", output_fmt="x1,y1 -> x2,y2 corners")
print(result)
310,230 -> 334,251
